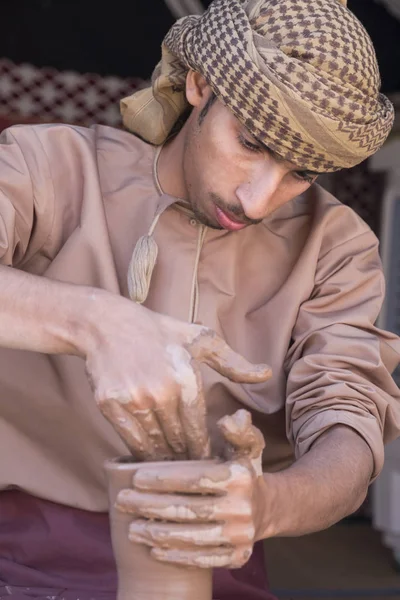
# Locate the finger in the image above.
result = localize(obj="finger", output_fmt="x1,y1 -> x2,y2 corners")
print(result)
186,327 -> 272,384
218,409 -> 265,459
97,398 -> 155,461
167,345 -> 210,459
153,547 -> 234,569
132,461 -> 232,495
151,546 -> 253,569
116,489 -> 252,523
153,395 -> 187,456
116,489 -> 218,522
129,519 -> 255,549
129,519 -> 228,548
179,364 -> 211,460
126,405 -> 174,460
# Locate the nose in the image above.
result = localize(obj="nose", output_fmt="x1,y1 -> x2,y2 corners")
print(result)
235,166 -> 283,221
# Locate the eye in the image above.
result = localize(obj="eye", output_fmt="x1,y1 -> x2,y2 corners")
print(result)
237,134 -> 262,153
293,170 -> 317,184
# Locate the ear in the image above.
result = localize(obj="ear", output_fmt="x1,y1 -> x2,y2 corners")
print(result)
186,70 -> 212,108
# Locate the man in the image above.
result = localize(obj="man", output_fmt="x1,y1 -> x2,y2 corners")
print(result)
0,0 -> 400,599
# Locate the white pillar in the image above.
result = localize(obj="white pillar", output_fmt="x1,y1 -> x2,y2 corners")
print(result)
370,139 -> 400,566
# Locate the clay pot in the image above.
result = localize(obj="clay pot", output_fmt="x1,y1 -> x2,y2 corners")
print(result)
105,457 -> 214,600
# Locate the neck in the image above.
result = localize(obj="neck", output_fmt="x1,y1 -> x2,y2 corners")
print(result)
157,131 -> 188,201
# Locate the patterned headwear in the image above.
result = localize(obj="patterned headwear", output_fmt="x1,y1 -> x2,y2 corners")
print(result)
121,0 -> 394,173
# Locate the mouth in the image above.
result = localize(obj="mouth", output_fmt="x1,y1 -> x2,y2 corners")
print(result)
214,205 -> 248,231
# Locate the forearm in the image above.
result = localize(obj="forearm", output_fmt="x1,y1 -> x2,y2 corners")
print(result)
257,425 -> 374,539
0,264 -> 108,356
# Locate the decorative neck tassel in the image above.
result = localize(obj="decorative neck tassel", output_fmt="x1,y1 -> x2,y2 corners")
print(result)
128,214 -> 160,304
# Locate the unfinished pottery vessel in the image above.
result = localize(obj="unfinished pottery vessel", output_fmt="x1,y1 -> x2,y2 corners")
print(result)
105,456 -> 214,600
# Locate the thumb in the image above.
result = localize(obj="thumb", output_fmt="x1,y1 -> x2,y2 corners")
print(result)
218,409 -> 265,459
186,327 -> 272,384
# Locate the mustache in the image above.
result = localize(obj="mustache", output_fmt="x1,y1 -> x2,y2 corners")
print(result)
210,193 -> 262,226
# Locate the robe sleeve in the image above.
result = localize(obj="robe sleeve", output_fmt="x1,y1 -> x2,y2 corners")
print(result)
285,228 -> 400,481
0,126 -> 54,267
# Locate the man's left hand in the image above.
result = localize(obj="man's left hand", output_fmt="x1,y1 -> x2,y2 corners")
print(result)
115,409 -> 265,569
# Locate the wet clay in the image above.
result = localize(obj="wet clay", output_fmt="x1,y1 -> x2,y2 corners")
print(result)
105,457 -> 215,600
218,409 -> 265,476
186,328 -> 272,386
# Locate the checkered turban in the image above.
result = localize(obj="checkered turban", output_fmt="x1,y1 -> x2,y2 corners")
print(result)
121,0 -> 394,172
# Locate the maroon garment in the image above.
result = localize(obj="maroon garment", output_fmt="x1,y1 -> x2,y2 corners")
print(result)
0,491 -> 277,600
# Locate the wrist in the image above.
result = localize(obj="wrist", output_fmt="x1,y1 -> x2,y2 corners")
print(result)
60,286 -> 117,358
253,472 -> 281,541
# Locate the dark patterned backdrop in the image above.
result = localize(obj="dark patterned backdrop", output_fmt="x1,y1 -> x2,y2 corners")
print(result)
0,1 -> 399,91
0,0 -> 398,236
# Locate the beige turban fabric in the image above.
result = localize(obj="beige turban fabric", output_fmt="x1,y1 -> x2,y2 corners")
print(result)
121,0 -> 394,172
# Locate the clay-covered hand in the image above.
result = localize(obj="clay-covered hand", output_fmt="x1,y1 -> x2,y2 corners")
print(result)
115,409 -> 266,569
85,296 -> 271,461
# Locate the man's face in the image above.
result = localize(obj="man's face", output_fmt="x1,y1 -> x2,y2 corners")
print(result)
181,90 -> 319,231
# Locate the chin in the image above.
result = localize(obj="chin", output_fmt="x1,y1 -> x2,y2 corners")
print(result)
190,199 -> 219,229
204,220 -> 223,230
196,211 -> 222,230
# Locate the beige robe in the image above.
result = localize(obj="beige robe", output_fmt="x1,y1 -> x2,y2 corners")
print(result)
0,123 -> 399,512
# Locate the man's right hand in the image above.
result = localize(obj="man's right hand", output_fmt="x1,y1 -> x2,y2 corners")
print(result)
83,293 -> 272,461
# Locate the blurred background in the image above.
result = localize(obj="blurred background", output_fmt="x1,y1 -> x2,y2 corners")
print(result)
1,1 -> 400,598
